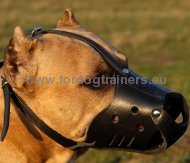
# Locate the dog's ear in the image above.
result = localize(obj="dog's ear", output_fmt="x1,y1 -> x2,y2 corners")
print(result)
56,9 -> 79,28
3,26 -> 37,91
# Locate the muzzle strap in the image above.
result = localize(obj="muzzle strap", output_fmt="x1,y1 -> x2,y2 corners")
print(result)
0,75 -> 94,151
0,76 -> 11,141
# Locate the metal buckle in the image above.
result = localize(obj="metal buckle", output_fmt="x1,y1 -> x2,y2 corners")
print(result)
1,74 -> 8,88
70,141 -> 96,150
31,27 -> 42,37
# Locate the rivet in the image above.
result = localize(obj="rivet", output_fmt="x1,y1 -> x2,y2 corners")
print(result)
123,68 -> 129,74
112,115 -> 119,123
152,109 -> 161,117
137,124 -> 145,132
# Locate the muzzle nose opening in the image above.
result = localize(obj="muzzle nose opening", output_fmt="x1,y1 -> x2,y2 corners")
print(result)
164,93 -> 185,124
147,93 -> 188,152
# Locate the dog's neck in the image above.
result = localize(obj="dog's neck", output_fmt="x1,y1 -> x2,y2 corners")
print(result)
0,69 -> 76,162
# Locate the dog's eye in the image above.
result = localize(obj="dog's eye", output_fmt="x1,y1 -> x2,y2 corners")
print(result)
81,74 -> 108,90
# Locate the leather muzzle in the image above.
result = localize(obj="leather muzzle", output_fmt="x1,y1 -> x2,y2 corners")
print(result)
86,69 -> 189,154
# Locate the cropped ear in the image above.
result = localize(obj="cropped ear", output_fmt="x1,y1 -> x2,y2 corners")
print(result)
3,26 -> 37,91
56,9 -> 79,28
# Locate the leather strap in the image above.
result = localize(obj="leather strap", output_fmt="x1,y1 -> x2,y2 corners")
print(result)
0,76 -> 11,141
0,27 -> 129,151
25,29 -> 129,76
0,75 -> 94,150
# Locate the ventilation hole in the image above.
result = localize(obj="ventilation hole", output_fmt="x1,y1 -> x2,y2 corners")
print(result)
109,135 -> 117,146
130,106 -> 139,115
175,113 -> 183,124
137,124 -> 145,132
112,115 -> 119,123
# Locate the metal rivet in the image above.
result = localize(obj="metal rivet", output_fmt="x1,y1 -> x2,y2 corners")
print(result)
137,124 -> 145,132
112,115 -> 119,123
152,109 -> 161,118
123,68 -> 129,74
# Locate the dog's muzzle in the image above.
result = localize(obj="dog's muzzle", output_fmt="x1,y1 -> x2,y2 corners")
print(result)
86,69 -> 189,154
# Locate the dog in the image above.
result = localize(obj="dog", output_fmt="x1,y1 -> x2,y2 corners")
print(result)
0,9 -> 127,162
0,8 -> 188,163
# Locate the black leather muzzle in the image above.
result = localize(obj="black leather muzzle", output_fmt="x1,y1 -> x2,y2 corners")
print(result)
86,69 -> 189,154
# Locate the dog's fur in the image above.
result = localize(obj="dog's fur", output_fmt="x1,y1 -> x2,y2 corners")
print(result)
0,9 -> 127,162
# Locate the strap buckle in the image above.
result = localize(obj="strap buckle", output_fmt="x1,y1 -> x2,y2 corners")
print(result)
70,141 -> 96,150
31,27 -> 42,37
1,74 -> 8,88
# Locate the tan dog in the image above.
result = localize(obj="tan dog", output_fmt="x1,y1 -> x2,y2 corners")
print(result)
0,9 -> 127,162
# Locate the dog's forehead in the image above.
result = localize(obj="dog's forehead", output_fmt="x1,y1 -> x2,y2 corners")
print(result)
34,27 -> 127,74
35,32 -> 112,76
38,33 -> 107,63
55,27 -> 127,62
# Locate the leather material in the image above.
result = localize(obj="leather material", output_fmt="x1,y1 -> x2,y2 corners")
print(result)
1,75 -> 94,151
24,29 -> 130,76
0,76 -> 11,141
86,70 -> 189,153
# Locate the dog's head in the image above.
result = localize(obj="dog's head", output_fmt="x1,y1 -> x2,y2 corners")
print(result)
2,9 -> 188,154
3,9 -> 127,142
